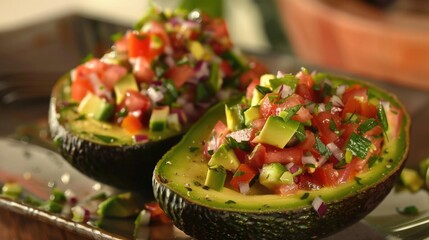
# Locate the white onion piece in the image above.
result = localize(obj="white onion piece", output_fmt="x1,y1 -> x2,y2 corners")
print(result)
317,156 -> 328,167
317,103 -> 326,113
286,162 -> 300,174
302,154 -> 317,167
336,84 -> 347,97
330,95 -> 344,107
380,100 -> 391,111
327,142 -> 344,161
88,72 -> 111,99
227,128 -> 252,142
238,182 -> 250,195
147,87 -> 164,103
312,196 -> 327,216
278,84 -> 293,98
71,206 -> 90,223
276,71 -> 285,78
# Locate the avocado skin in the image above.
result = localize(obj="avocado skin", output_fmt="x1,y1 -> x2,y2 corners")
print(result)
48,75 -> 182,193
154,166 -> 401,240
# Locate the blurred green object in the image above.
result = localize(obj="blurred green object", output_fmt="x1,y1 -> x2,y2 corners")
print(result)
179,0 -> 223,17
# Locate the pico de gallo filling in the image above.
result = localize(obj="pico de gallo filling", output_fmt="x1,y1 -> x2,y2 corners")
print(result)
203,68 -> 403,195
66,7 -> 266,142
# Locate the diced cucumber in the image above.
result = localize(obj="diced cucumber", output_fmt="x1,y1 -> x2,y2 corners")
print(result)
259,163 -> 286,190
114,73 -> 138,104
149,106 -> 170,132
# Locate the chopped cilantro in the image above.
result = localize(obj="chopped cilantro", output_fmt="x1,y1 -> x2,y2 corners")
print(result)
93,134 -> 117,143
315,137 -> 332,158
329,118 -> 339,134
300,192 -> 310,200
279,105 -> 302,122
255,85 -> 272,95
234,171 -> 245,177
226,137 -> 251,152
357,118 -> 378,134
396,206 -> 419,215
368,156 -> 379,168
295,124 -> 306,142
225,200 -> 236,204
189,146 -> 199,153
334,159 -> 347,169
346,133 -> 371,159
354,177 -> 363,185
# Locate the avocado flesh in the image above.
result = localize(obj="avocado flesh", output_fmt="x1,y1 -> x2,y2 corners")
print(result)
49,74 -> 183,192
153,74 -> 410,239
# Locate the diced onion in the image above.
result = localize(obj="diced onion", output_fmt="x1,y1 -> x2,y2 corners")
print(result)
238,182 -> 250,194
326,142 -> 344,161
147,87 -> 164,103
133,134 -> 149,143
278,84 -> 293,98
312,196 -> 327,217
302,154 -> 317,166
336,85 -> 347,97
317,103 -> 326,113
227,128 -> 252,142
286,162 -> 299,174
71,206 -> 90,223
330,95 -> 344,107
380,100 -> 391,111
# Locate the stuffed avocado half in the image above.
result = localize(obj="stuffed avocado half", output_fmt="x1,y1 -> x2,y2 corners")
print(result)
153,69 -> 410,239
48,7 -> 266,191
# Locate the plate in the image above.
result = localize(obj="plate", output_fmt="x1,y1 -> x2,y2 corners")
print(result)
1,136 -> 409,240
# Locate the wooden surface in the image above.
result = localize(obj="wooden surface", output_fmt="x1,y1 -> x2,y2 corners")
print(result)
0,207 -> 91,240
277,0 -> 429,90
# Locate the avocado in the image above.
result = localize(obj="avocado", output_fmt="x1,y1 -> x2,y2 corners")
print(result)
252,116 -> 300,148
205,165 -> 227,191
153,73 -> 410,240
113,73 -> 139,104
399,168 -> 423,192
97,192 -> 143,218
225,104 -> 244,131
243,106 -> 260,126
77,93 -> 114,121
49,75 -> 183,193
208,143 -> 240,172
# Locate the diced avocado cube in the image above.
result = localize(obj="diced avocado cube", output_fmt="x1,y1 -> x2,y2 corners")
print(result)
114,73 -> 138,104
208,62 -> 222,92
259,163 -> 286,189
150,106 -> 170,132
208,144 -> 240,172
77,93 -> 114,121
225,105 -> 244,131
253,117 -> 300,148
259,74 -> 275,89
97,192 -> 142,218
1,182 -> 23,199
244,106 -> 261,126
251,89 -> 263,107
204,165 -> 227,191
400,168 -> 424,192
189,41 -> 205,61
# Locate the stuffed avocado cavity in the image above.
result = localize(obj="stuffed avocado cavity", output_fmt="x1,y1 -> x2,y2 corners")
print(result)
63,7 -> 266,144
204,68 -> 403,195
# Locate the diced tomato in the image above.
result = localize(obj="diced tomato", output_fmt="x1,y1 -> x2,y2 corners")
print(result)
142,21 -> 170,47
165,64 -> 195,88
265,146 -> 303,165
297,174 -> 322,190
342,98 -> 377,119
220,60 -> 233,78
121,115 -> 142,134
234,148 -> 249,164
313,163 -> 339,187
124,90 -> 152,113
133,57 -> 155,83
312,111 -> 341,144
360,102 -> 377,119
71,77 -> 94,101
239,70 -> 260,90
296,70 -> 315,89
273,183 -> 299,196
245,143 -> 266,170
295,83 -> 315,101
259,94 -> 276,119
342,85 -> 368,104
337,158 -> 359,184
101,64 -> 127,90
249,118 -> 266,133
274,94 -> 312,123
230,164 -> 257,192
127,31 -> 150,58
213,120 -> 229,148
297,130 -> 317,154
337,122 -> 358,148
246,78 -> 260,99
145,202 -> 172,224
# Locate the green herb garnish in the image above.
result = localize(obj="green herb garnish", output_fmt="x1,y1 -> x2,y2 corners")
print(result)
315,137 -> 331,158
255,85 -> 272,95
377,104 -> 389,132
346,133 -> 371,159
300,192 -> 310,200
396,206 -> 419,215
226,137 -> 251,152
94,134 -> 117,144
358,118 -> 378,134
189,146 -> 199,153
